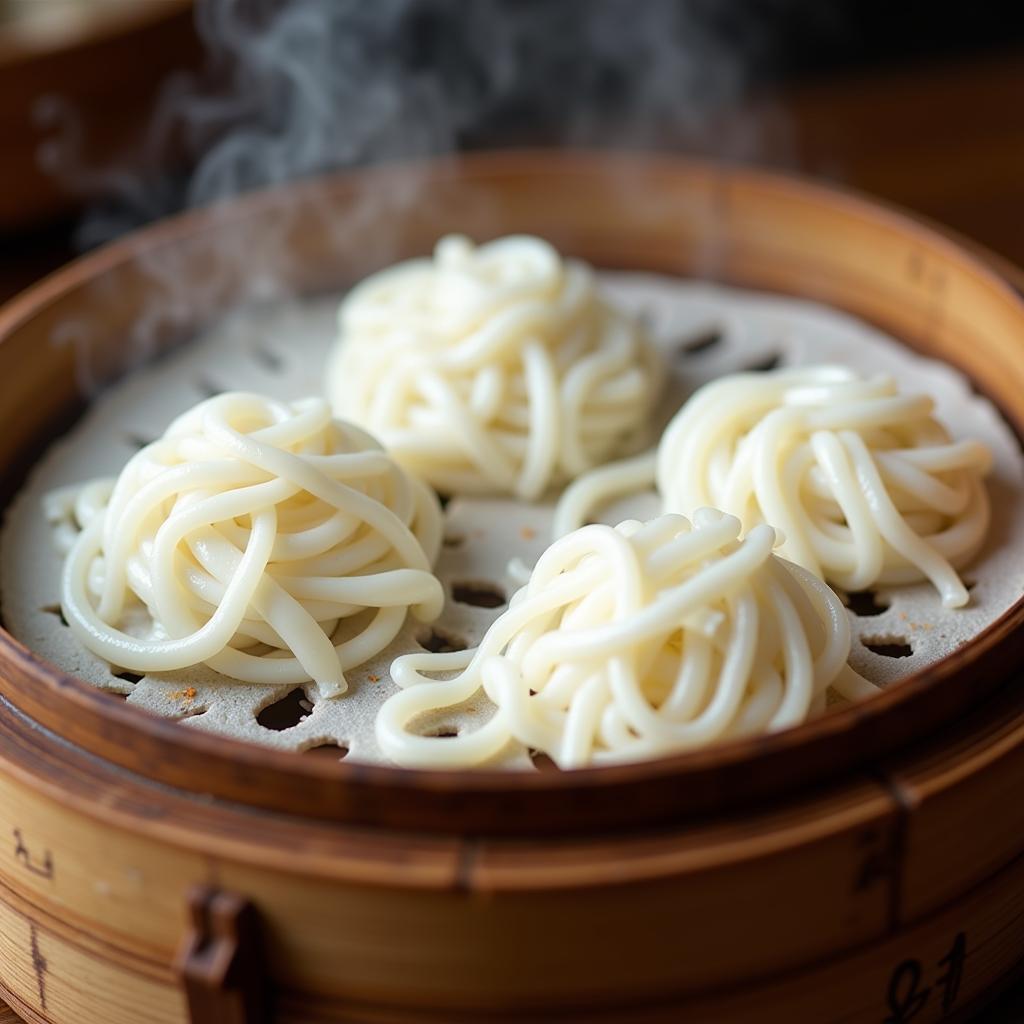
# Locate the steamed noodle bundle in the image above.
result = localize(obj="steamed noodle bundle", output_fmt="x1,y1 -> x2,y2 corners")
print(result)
555,367 -> 992,608
50,392 -> 444,699
327,234 -> 660,500
377,509 -> 875,769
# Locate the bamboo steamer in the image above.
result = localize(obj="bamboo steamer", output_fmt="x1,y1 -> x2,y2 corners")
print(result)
1,152 -> 1024,1024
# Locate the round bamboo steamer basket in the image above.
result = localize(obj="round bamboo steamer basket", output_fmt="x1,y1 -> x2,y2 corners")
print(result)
1,152 -> 1024,1024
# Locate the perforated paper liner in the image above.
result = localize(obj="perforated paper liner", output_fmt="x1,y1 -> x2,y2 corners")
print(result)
3,274 -> 1021,765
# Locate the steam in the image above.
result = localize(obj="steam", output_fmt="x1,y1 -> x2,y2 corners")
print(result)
37,0 -> 797,393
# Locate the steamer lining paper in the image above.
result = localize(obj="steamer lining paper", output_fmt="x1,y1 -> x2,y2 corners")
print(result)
3,274 -> 1022,766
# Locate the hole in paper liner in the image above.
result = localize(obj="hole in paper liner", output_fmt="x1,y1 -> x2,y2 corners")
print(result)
416,627 -> 468,654
423,725 -> 459,738
675,326 -> 723,357
302,740 -> 349,759
863,636 -> 914,659
256,687 -> 313,731
743,351 -> 784,372
41,603 -> 68,627
530,750 -> 561,772
111,668 -> 144,684
451,580 -> 506,609
847,591 -> 890,617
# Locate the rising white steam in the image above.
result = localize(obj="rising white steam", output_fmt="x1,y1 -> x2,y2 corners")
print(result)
36,0 -> 797,393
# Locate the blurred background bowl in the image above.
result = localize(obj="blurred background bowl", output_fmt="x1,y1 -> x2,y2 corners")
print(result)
0,0 -> 196,231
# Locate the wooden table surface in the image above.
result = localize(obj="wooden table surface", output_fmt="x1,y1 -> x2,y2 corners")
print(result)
1,47 -> 1024,1024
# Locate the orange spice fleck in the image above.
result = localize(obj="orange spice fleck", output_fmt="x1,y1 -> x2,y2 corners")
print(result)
368,673 -> 380,683
520,525 -> 537,540
169,686 -> 198,702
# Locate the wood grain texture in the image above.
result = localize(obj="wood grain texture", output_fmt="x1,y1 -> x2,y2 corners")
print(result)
3,674 -> 1024,1021
265,846 -> 1024,1022
885,677 -> 1024,919
1,153 -> 1024,838
0,692 -> 896,1017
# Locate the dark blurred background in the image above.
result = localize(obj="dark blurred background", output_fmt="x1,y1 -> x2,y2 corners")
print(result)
2,0 -> 1024,305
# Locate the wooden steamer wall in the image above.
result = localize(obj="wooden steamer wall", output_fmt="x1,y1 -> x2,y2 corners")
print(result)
0,154 -> 1023,1024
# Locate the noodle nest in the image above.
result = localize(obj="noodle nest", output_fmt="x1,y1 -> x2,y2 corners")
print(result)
556,366 -> 992,608
376,509 -> 874,769
328,234 -> 661,500
51,392 -> 444,698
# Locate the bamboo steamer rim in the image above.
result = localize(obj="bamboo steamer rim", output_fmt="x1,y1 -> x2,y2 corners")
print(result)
1,149 -> 1023,837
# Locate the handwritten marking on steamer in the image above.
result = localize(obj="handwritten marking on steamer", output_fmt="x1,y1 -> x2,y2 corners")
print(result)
883,932 -> 966,1022
30,924 -> 48,1010
13,828 -> 54,880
